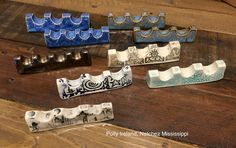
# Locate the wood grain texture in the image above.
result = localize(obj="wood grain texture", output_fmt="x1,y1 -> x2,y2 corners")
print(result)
0,2 -> 235,79
12,0 -> 236,15
11,0 -> 236,35
0,1 -> 236,147
0,98 -> 198,148
0,38 -> 236,147
223,0 -> 236,7
0,1 -> 109,56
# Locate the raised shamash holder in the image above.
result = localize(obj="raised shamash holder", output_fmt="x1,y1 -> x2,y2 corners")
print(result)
14,50 -> 91,74
108,12 -> 165,30
25,13 -> 90,32
134,26 -> 197,43
56,66 -> 132,99
44,26 -> 110,47
146,60 -> 226,88
108,41 -> 180,67
25,102 -> 114,132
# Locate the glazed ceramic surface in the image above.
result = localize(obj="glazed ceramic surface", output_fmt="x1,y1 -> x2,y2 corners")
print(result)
25,13 -> 90,32
134,26 -> 197,43
146,60 -> 226,88
14,50 -> 91,74
25,102 -> 114,132
108,12 -> 165,30
44,26 -> 110,47
57,66 -> 132,99
108,41 -> 180,67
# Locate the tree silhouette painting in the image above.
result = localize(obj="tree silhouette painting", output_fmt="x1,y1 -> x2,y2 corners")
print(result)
30,122 -> 38,131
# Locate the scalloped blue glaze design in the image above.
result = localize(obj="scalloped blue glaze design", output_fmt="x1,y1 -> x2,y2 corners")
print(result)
134,26 -> 197,43
108,12 -> 165,30
25,13 -> 90,32
44,26 -> 110,47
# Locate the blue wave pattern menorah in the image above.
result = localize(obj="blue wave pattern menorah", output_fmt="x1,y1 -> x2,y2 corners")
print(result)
134,26 -> 197,43
44,26 -> 110,47
25,13 -> 90,32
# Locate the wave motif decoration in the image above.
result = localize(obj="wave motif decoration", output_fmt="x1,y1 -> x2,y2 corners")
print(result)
134,26 -> 197,43
146,60 -> 226,88
25,102 -> 114,132
108,41 -> 180,67
14,50 -> 91,74
57,66 -> 132,99
44,26 -> 110,47
25,13 -> 90,32
108,12 -> 165,30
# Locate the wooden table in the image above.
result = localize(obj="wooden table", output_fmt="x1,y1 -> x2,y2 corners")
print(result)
0,0 -> 236,147
0,98 -> 198,148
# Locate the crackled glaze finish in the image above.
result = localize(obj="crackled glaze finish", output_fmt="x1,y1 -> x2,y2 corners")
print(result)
108,41 -> 180,67
57,66 -> 132,99
25,102 -> 114,132
44,26 -> 110,47
134,26 -> 197,43
146,60 -> 226,88
25,13 -> 90,32
108,12 -> 165,30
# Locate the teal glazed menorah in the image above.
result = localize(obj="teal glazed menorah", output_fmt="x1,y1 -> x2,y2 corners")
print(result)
146,60 -> 226,88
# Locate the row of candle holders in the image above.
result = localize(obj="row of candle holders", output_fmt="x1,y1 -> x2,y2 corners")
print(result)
25,12 -> 197,47
21,12 -> 226,132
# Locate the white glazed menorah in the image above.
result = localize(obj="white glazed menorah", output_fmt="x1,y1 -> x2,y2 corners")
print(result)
25,102 -> 114,132
108,41 -> 180,67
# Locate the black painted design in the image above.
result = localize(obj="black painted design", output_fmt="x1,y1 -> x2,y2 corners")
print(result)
61,75 -> 132,99
128,50 -> 145,65
145,48 -> 166,63
108,42 -> 180,67
57,66 -> 132,99
25,103 -> 114,132
127,47 -> 178,65
30,122 -> 38,131
79,111 -> 89,123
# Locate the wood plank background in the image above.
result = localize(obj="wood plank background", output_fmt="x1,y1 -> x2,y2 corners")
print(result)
0,0 -> 235,147
0,98 -> 199,148
12,0 -> 236,35
0,1 -> 235,80
223,0 -> 236,7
